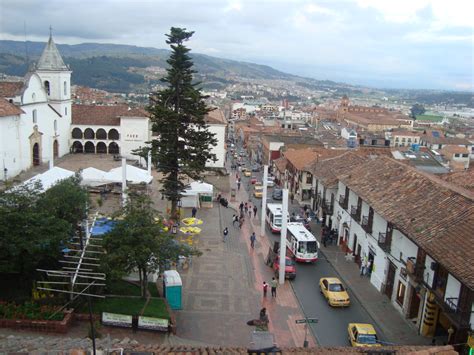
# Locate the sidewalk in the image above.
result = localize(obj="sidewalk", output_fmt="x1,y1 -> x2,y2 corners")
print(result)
227,172 -> 317,348
308,220 -> 430,345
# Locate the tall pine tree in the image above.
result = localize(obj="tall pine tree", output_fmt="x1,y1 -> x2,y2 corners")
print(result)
148,28 -> 217,217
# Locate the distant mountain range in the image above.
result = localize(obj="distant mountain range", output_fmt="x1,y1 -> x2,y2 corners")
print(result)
0,40 -> 326,93
0,40 -> 472,108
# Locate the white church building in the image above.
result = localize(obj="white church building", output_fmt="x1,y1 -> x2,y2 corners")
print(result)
0,35 -> 226,182
0,34 -> 72,180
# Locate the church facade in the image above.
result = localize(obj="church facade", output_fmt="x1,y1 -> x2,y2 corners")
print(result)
0,35 -> 71,181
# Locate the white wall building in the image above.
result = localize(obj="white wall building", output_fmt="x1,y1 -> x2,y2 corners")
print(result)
0,34 -> 71,180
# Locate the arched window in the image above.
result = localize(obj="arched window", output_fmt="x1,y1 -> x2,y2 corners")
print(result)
65,107 -> 68,116
84,141 -> 95,154
96,128 -> 107,140
54,120 -> 57,131
32,109 -> 37,123
96,142 -> 107,154
108,142 -> 120,154
72,141 -> 83,153
108,129 -> 119,140
71,128 -> 83,139
84,128 -> 95,139
64,81 -> 67,96
44,81 -> 50,95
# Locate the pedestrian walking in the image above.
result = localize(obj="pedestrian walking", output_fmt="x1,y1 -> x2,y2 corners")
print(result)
290,192 -> 294,204
191,206 -> 197,218
270,277 -> 278,298
237,181 -> 241,191
250,232 -> 256,248
239,216 -> 244,229
248,208 -> 252,219
253,205 -> 258,218
367,259 -> 373,277
239,202 -> 244,213
223,227 -> 229,242
244,202 -> 248,214
360,257 -> 368,276
232,214 -> 238,227
263,281 -> 268,297
322,234 -> 327,247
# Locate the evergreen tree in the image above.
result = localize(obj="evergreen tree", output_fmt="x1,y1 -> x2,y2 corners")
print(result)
148,27 -> 217,217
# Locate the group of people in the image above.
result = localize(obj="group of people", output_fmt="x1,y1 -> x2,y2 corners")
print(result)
360,256 -> 373,277
321,226 -> 338,247
262,277 -> 278,298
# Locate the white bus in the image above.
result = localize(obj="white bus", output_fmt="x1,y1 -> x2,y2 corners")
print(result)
286,222 -> 319,263
266,203 -> 285,233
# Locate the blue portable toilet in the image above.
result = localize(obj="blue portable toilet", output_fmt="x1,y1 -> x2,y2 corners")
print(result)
163,270 -> 182,310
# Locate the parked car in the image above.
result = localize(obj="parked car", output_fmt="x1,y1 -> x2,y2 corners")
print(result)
266,179 -> 274,188
266,241 -> 296,279
272,188 -> 283,200
251,165 -> 260,172
348,323 -> 381,347
242,168 -> 252,177
251,176 -> 258,184
319,277 -> 350,307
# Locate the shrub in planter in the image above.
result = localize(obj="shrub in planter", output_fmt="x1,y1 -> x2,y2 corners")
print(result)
0,301 -> 64,321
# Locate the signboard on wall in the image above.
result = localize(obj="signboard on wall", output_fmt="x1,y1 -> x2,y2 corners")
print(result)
138,316 -> 169,331
102,312 -> 133,328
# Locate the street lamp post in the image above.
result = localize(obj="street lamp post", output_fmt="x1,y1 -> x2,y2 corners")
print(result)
178,200 -> 183,219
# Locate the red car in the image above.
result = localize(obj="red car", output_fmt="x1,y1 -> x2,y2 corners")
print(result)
250,176 -> 258,184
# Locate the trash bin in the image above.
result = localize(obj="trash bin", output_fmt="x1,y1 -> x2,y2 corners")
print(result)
163,270 -> 182,310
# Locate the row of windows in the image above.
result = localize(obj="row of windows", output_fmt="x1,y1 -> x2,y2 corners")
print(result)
394,137 -> 418,143
71,128 -> 119,140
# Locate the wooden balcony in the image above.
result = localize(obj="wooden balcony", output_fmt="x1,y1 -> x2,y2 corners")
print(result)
378,232 -> 391,253
338,195 -> 348,209
361,215 -> 372,234
350,206 -> 360,222
406,257 -> 424,282
431,292 -> 473,328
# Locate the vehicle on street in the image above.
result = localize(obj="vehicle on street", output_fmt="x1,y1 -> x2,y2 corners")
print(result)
251,164 -> 260,172
251,176 -> 258,184
242,168 -> 251,177
286,222 -> 319,262
290,214 -> 311,231
265,203 -> 288,233
266,241 -> 296,279
266,179 -> 274,187
272,188 -> 283,200
254,185 -> 263,198
347,323 -> 381,347
319,277 -> 350,307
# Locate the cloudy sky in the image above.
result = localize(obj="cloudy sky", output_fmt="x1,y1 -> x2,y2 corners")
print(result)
1,0 -> 473,91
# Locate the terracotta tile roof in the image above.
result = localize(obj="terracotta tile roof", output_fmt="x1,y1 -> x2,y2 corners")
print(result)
421,133 -> 470,145
205,108 -> 227,124
0,98 -> 24,117
308,151 -> 366,187
0,81 -> 24,97
72,104 -> 148,126
105,345 -> 456,355
345,112 -> 405,125
437,168 -> 474,192
440,145 -> 470,155
339,157 -> 474,289
284,148 -> 346,171
391,130 -> 422,137
273,157 -> 288,173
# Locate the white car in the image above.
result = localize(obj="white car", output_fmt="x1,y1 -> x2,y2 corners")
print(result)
266,179 -> 274,187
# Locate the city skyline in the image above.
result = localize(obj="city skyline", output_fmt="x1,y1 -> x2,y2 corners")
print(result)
1,0 -> 473,91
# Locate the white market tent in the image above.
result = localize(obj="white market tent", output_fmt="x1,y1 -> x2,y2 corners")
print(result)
106,164 -> 153,184
20,167 -> 75,192
80,167 -> 114,187
181,181 -> 214,208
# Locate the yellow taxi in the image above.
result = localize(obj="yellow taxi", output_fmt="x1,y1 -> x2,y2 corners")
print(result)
254,185 -> 263,198
319,277 -> 350,307
347,323 -> 381,347
242,169 -> 252,177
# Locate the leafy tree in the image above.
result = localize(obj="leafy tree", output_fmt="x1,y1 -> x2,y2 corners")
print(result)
148,27 -> 217,217
101,192 -> 199,298
131,145 -> 152,168
0,181 -> 83,276
410,104 -> 426,118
